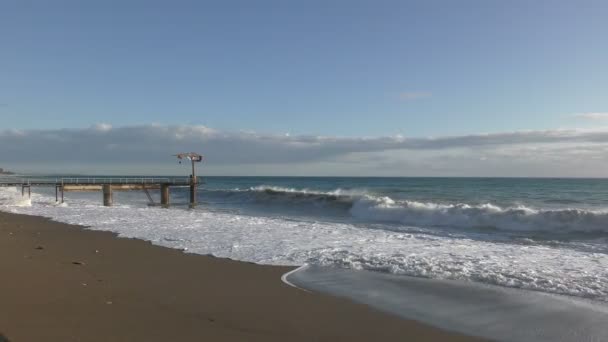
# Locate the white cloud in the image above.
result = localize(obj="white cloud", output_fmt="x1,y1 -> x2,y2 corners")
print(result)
92,123 -> 112,132
574,113 -> 608,120
2,124 -> 608,176
399,92 -> 431,101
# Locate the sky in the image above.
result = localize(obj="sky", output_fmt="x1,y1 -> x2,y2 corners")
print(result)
1,0 -> 608,176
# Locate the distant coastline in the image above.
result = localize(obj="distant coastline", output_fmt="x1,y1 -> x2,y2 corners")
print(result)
0,168 -> 14,175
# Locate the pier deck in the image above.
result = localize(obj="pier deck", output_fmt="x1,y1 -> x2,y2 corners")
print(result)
0,177 -> 198,207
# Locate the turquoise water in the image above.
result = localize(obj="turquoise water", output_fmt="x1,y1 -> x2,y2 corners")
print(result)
194,177 -> 608,239
199,176 -> 608,209
18,176 -> 608,239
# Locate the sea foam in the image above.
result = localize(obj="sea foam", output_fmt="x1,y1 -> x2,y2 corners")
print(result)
214,185 -> 608,234
1,186 -> 608,302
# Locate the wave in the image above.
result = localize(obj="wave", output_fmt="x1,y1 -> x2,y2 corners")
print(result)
543,198 -> 583,204
351,197 -> 608,233
249,185 -> 363,200
2,186 -> 608,302
0,187 -> 32,207
206,185 -> 362,210
211,186 -> 608,234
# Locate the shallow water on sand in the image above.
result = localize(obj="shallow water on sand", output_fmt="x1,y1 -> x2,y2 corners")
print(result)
288,265 -> 608,342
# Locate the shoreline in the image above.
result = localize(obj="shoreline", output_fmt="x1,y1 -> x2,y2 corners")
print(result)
0,211 -> 483,341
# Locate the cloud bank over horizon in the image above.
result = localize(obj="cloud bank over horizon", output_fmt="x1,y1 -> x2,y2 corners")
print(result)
2,124 -> 608,177
574,113 -> 608,121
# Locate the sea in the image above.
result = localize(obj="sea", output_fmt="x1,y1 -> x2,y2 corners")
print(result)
2,176 -> 608,341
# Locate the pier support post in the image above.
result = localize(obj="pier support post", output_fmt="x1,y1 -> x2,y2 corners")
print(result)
22,185 -> 31,198
189,176 -> 197,208
161,184 -> 170,207
56,185 -> 64,203
103,184 -> 113,207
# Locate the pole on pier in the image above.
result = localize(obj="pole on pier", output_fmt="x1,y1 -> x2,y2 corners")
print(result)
103,184 -> 113,207
28,186 -> 31,199
174,152 -> 203,208
55,185 -> 58,202
161,184 -> 170,207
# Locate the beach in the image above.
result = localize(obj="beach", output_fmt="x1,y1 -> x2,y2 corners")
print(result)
2,0 -> 606,340
0,211 -> 481,342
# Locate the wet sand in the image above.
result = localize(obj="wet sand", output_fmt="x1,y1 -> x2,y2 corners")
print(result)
0,211 -> 483,341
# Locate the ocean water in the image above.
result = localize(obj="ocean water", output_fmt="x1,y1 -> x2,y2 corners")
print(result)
2,176 -> 608,340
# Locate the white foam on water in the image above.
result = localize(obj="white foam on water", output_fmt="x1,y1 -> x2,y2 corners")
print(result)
1,186 -> 608,302
248,185 -> 369,197
280,264 -> 311,292
0,187 -> 32,207
350,197 -> 608,233
215,185 -> 608,233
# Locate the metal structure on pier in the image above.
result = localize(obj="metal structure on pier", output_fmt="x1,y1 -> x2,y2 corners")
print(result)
174,152 -> 203,207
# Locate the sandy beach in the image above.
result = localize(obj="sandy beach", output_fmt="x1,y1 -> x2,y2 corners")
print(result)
0,211 -> 484,342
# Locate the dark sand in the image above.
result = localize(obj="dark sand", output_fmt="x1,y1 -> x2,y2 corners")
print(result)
0,211 -> 484,341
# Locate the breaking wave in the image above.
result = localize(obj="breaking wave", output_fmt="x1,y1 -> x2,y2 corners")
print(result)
2,185 -> 608,302
212,186 -> 608,234
0,187 -> 32,207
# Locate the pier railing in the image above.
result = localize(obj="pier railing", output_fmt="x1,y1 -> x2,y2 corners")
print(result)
0,177 -> 192,186
58,177 -> 190,185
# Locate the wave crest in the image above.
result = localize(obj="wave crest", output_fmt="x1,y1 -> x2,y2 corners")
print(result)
222,186 -> 608,234
352,197 -> 608,233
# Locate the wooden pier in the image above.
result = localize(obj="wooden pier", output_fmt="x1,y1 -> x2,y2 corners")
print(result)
0,177 -> 198,207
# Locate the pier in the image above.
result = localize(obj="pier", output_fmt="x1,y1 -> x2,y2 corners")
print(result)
0,177 -> 198,207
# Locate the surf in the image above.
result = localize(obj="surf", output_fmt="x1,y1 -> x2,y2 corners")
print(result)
207,185 -> 608,235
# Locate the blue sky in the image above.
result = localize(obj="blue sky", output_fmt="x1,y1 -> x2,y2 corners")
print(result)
1,0 -> 608,175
